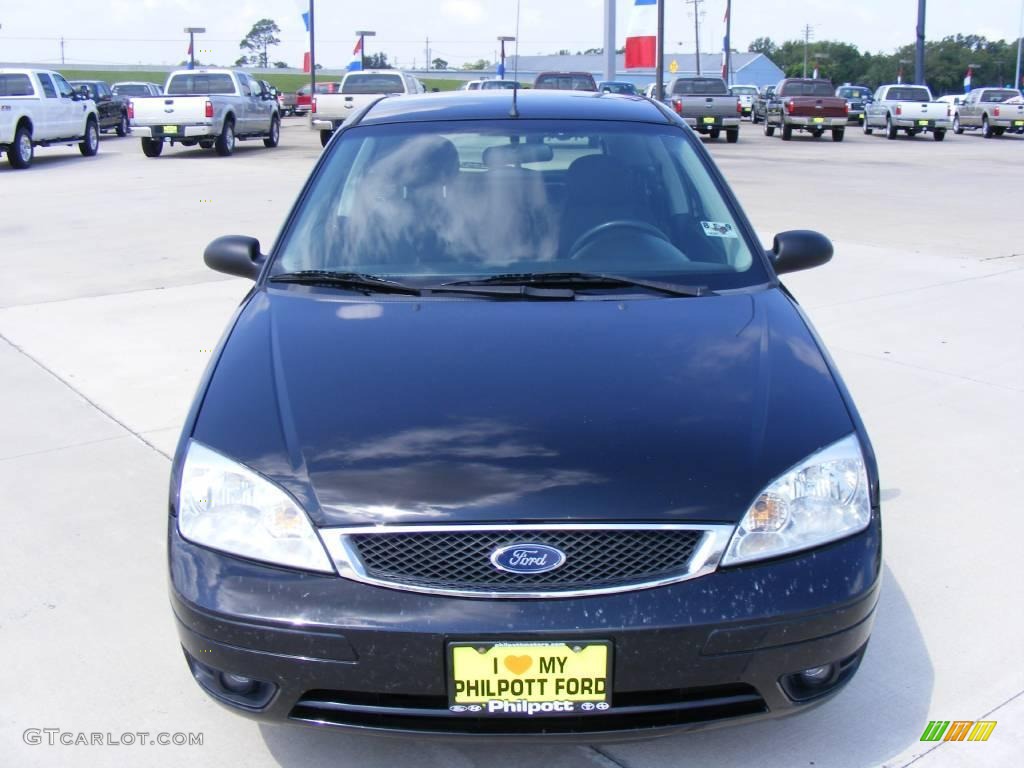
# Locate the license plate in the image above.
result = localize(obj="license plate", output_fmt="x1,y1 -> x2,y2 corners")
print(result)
1015,121 -> 1024,126
812,117 -> 825,124
163,125 -> 178,134
918,120 -> 929,126
702,116 -> 716,124
448,641 -> 611,716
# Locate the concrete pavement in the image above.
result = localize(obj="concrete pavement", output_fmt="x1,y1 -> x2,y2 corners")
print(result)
1,118 -> 1021,768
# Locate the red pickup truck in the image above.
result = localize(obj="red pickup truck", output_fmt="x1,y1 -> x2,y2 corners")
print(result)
763,79 -> 849,141
294,81 -> 341,115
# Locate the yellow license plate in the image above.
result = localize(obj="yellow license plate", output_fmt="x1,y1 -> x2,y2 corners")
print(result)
702,116 -> 716,124
918,120 -> 929,126
163,125 -> 178,134
449,641 -> 611,715
812,117 -> 825,124
1015,121 -> 1024,126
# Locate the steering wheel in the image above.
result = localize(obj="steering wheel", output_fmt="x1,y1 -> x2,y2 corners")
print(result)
568,220 -> 671,260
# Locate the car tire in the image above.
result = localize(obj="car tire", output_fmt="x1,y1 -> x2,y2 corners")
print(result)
933,129 -> 946,141
751,111 -> 759,125
263,115 -> 280,148
982,115 -> 993,138
215,119 -> 236,156
863,117 -> 873,135
709,128 -> 721,140
319,130 -> 333,148
763,118 -> 775,137
116,112 -> 130,137
79,118 -> 99,156
781,124 -> 792,141
953,114 -> 963,134
725,129 -> 739,143
7,123 -> 33,169
886,115 -> 897,140
832,128 -> 845,142
141,138 -> 164,157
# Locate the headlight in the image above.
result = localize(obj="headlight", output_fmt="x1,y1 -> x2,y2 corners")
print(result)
721,434 -> 871,566
177,441 -> 334,573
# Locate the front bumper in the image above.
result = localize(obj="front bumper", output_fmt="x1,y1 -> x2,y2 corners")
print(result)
132,124 -> 214,139
168,514 -> 881,739
786,116 -> 848,128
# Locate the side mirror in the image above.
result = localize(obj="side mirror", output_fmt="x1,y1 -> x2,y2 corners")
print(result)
770,230 -> 833,275
204,236 -> 265,280
79,85 -> 90,98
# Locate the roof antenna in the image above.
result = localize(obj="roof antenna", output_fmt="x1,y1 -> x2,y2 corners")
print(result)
510,0 -> 522,117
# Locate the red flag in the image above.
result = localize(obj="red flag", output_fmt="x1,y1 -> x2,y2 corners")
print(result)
187,40 -> 193,57
303,52 -> 311,73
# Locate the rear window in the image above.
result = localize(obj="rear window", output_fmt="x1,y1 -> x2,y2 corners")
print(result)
534,74 -> 597,91
980,89 -> 1021,103
780,81 -> 835,97
672,78 -> 729,96
730,86 -> 758,96
166,73 -> 236,95
113,84 -> 150,96
0,74 -> 33,97
886,87 -> 931,101
342,74 -> 405,95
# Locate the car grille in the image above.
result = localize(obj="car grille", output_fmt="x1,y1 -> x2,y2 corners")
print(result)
321,523 -> 733,598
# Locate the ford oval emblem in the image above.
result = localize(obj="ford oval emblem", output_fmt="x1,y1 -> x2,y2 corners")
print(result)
491,543 -> 566,574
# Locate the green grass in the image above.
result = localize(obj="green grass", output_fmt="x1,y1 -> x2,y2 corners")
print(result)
55,68 -> 463,93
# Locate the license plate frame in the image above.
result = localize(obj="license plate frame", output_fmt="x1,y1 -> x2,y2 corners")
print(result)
162,125 -> 179,134
918,119 -> 930,126
1015,120 -> 1024,127
447,640 -> 612,716
702,116 -> 716,124
812,117 -> 825,124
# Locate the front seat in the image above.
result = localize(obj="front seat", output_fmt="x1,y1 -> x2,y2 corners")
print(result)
560,154 -> 646,256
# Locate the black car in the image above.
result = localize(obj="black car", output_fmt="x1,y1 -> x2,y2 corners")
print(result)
69,80 -> 129,136
170,90 -> 880,738
751,84 -> 775,123
836,84 -> 874,124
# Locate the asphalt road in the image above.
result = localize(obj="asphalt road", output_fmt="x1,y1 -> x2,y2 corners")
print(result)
1,116 -> 1021,768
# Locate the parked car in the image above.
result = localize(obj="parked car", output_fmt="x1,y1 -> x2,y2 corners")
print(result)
111,81 -> 162,99
598,81 -> 639,96
296,82 -> 341,116
643,82 -> 668,100
533,71 -> 598,91
953,88 -> 1024,137
312,70 -> 424,147
0,68 -> 100,169
480,80 -> 521,90
835,84 -> 873,123
69,80 -> 130,136
129,69 -> 280,157
935,94 -> 966,118
667,76 -> 741,142
173,90 -> 880,738
729,84 -> 759,118
763,79 -> 849,141
863,84 -> 951,141
750,84 -> 775,123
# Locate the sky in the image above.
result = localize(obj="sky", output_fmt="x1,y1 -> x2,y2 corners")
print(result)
0,0 -> 1022,69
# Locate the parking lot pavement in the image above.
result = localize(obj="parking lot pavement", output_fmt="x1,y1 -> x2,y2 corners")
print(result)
1,118 -> 1021,768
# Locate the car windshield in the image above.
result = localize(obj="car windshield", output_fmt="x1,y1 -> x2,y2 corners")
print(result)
600,83 -> 637,94
342,74 -> 405,94
166,73 -> 235,95
837,87 -> 869,99
672,79 -> 728,96
273,120 -> 766,292
887,87 -> 931,101
980,89 -> 1020,103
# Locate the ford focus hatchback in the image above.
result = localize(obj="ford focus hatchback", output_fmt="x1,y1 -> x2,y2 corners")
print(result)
170,90 -> 880,738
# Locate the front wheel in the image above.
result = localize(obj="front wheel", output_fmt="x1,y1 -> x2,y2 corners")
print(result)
263,115 -> 280,148
933,129 -> 946,142
725,129 -> 739,144
7,123 -> 33,169
709,128 -> 721,140
141,138 -> 164,157
832,128 -> 845,142
863,117 -> 873,135
982,116 -> 994,138
953,115 -> 963,134
763,117 -> 775,137
79,118 -> 99,156
215,119 -> 236,156
116,113 -> 129,137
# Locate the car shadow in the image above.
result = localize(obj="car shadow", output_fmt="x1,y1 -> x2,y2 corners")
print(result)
0,152 -> 105,171
257,564 -> 930,768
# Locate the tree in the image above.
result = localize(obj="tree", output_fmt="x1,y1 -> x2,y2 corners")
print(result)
432,58 -> 449,70
366,52 -> 391,69
233,56 -> 248,68
239,18 -> 281,69
461,59 -> 490,70
583,47 -> 603,55
273,61 -> 289,69
748,37 -> 778,57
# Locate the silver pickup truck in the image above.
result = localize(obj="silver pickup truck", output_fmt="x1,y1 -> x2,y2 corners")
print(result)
953,88 -> 1024,137
864,84 -> 951,141
130,69 -> 280,157
667,77 -> 741,142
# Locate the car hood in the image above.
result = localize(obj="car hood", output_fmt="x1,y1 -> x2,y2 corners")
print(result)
192,286 -> 854,527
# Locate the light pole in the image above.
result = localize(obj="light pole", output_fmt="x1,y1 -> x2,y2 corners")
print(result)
184,27 -> 205,70
308,2 -> 316,93
812,52 -> 829,79
355,30 -> 376,69
497,36 -> 515,80
915,0 -> 926,85
1016,0 -> 1023,91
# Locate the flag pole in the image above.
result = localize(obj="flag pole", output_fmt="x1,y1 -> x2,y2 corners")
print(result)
655,0 -> 665,101
724,1 -> 732,86
309,1 -> 316,93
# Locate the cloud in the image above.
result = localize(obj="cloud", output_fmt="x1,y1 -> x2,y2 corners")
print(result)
441,0 -> 485,25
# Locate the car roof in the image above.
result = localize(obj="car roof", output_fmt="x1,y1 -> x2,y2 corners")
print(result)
358,90 -> 672,126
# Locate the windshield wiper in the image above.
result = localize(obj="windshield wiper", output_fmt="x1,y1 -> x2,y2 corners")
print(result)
270,271 -> 422,296
442,272 -> 711,297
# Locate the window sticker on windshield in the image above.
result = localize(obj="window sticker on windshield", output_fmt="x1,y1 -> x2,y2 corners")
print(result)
701,221 -> 739,239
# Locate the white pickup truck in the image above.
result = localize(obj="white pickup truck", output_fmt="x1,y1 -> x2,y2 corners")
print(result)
310,70 -> 424,146
129,69 -> 280,157
0,68 -> 100,169
863,84 -> 951,141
